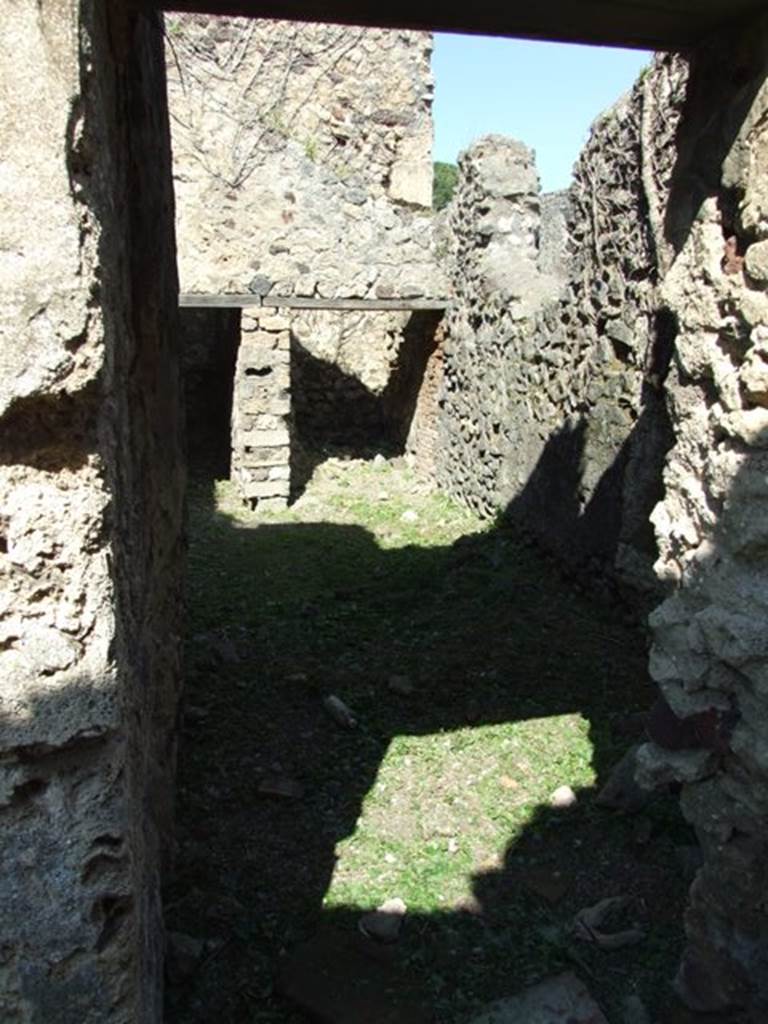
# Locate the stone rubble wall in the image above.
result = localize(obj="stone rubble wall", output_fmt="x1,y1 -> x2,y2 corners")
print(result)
436,29 -> 768,1015
165,15 -> 445,302
289,308 -> 443,455
166,15 -> 448,501
290,309 -> 415,395
404,320 -> 445,477
538,190 -> 570,281
436,54 -> 687,596
0,4 -> 183,1021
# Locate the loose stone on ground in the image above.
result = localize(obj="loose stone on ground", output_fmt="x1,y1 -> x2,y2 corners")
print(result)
466,972 -> 609,1024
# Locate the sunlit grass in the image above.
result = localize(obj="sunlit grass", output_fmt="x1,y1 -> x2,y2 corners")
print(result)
326,714 -> 595,914
173,454 -> 689,1024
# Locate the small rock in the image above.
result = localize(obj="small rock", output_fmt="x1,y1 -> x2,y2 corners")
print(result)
372,453 -> 387,471
258,775 -> 305,799
549,785 -> 577,809
467,971 -> 609,1023
323,694 -> 358,728
400,509 -> 418,524
454,894 -> 484,917
388,674 -> 414,696
596,745 -> 654,813
573,896 -> 646,950
359,897 -> 407,944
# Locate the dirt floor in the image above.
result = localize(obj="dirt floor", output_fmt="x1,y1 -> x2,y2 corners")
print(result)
164,452 -> 707,1024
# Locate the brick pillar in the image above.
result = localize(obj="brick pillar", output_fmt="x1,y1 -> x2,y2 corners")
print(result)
231,310 -> 292,510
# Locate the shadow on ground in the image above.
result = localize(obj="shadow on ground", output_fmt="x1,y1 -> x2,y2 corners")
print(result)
161,462 -> 718,1024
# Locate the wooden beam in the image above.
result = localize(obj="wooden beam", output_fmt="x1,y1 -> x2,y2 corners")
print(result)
154,0 -> 767,51
179,294 -> 263,308
179,294 -> 451,311
262,296 -> 450,311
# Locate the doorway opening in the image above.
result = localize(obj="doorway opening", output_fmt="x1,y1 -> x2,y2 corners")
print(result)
165,14 -> 701,1024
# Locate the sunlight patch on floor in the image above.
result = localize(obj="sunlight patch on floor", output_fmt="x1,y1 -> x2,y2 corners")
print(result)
325,714 -> 595,915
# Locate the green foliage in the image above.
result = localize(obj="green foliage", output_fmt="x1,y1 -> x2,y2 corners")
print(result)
433,161 -> 459,211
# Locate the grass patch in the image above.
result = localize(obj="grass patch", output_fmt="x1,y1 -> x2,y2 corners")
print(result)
166,454 -> 690,1024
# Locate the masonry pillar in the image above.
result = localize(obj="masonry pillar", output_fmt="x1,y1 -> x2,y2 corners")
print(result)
231,310 -> 292,510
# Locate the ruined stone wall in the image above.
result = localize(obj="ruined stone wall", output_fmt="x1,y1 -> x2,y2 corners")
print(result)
165,15 -> 442,300
436,29 -> 768,1015
437,57 -> 687,596
289,308 -> 441,450
166,16 -> 446,484
0,4 -> 182,1021
638,23 -> 768,1013
404,321 -> 445,476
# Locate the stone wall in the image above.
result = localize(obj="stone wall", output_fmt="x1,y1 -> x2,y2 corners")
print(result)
639,23 -> 768,1013
165,15 -> 444,300
436,57 -> 688,597
404,320 -> 445,477
0,4 -> 182,1021
436,29 -> 768,1015
166,15 -> 448,501
290,308 -> 441,457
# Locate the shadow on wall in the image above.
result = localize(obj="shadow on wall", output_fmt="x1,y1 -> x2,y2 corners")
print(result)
0,677 -> 162,1022
501,375 -> 674,605
289,310 -> 442,500
663,38 -> 767,261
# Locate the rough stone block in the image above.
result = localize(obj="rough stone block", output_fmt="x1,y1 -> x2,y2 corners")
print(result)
252,413 -> 287,432
472,137 -> 540,198
238,428 -> 290,449
255,496 -> 289,513
240,446 -> 290,467
745,239 -> 768,282
241,312 -> 261,332
243,478 -> 290,499
467,972 -> 608,1023
258,313 -> 292,331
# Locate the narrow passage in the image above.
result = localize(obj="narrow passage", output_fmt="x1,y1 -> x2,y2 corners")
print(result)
165,454 -> 692,1024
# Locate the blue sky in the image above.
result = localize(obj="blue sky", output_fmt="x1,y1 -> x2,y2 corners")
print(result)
432,34 -> 651,193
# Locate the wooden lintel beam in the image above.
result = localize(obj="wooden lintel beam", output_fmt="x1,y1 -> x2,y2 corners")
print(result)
179,294 -> 451,312
154,0 -> 768,52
